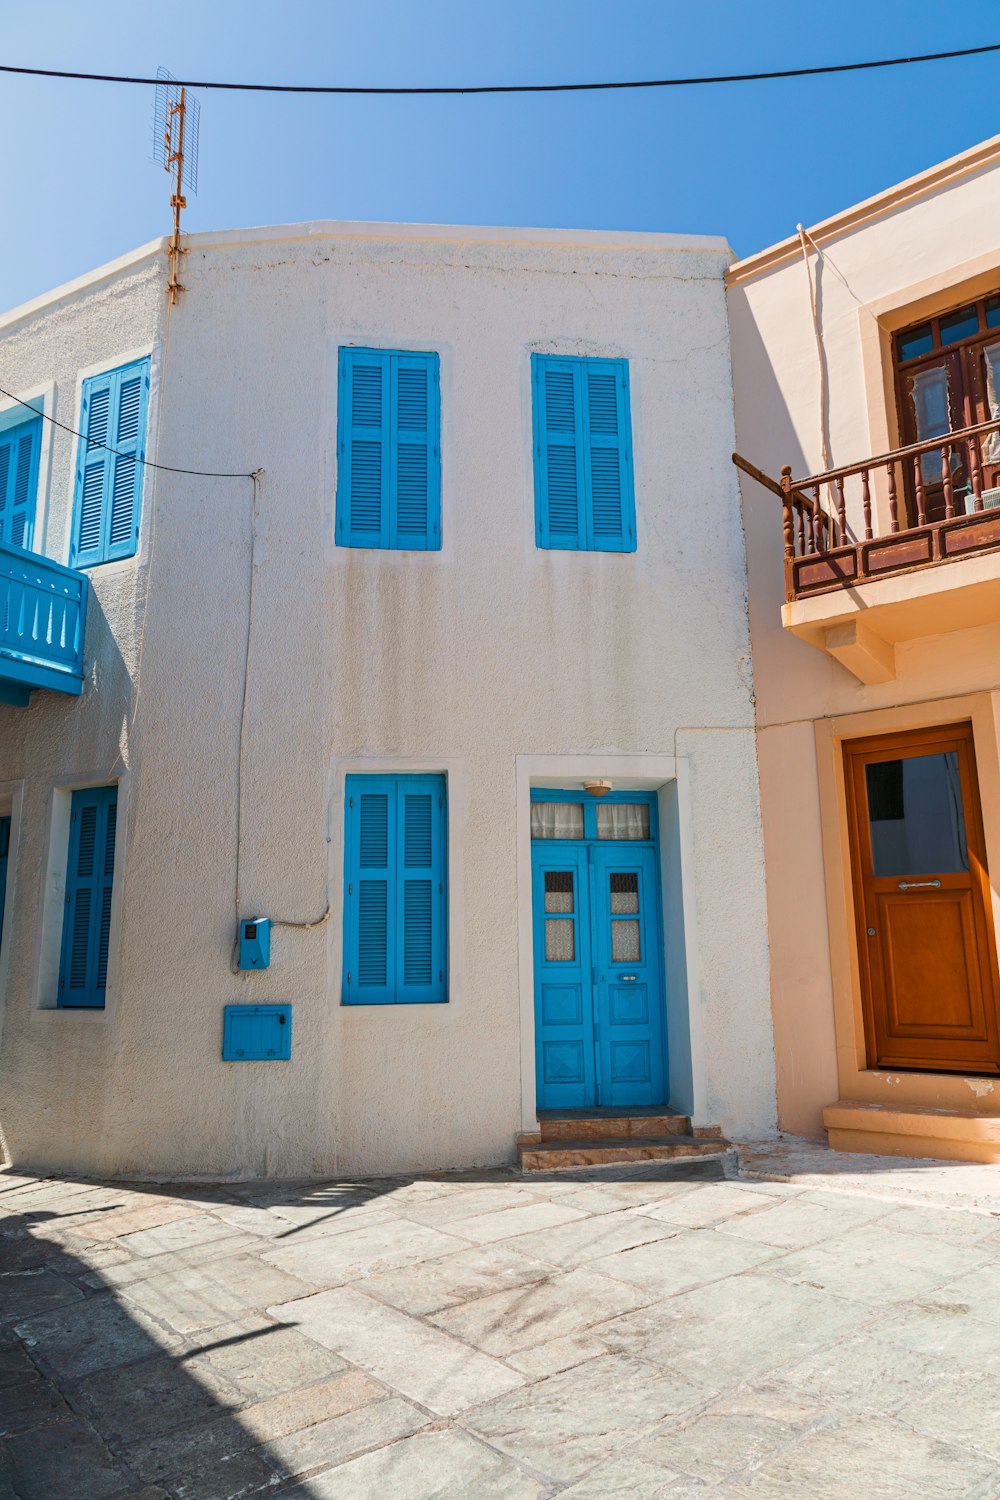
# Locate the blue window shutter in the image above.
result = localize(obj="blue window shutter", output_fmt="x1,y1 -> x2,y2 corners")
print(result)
337,349 -> 440,551
58,786 -> 117,1008
396,781 -> 446,1001
338,349 -> 390,548
72,360 -> 149,567
391,353 -> 440,550
0,416 -> 41,550
583,360 -> 635,552
532,355 -> 584,549
343,774 -> 447,1004
533,355 -> 635,553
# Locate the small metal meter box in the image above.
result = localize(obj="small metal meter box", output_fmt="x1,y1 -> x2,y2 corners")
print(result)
239,917 -> 271,970
222,1004 -> 291,1061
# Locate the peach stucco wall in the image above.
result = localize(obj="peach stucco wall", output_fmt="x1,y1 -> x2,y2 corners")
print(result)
729,137 -> 1000,1137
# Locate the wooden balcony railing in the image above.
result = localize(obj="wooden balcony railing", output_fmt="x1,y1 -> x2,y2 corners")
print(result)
734,417 -> 1000,602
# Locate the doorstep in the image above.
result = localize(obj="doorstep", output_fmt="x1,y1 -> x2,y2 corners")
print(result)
518,1108 -> 729,1170
824,1098 -> 1000,1165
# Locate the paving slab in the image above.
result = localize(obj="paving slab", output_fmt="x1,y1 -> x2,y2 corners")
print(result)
262,1217 -> 470,1285
270,1284 -> 524,1415
282,1426 -> 545,1499
588,1224 -> 779,1296
429,1264 -> 650,1356
357,1241 -> 552,1316
594,1271 -> 872,1390
463,1351 -> 706,1484
182,1315 -> 348,1399
0,1416 -> 131,1499
16,1290 -> 180,1378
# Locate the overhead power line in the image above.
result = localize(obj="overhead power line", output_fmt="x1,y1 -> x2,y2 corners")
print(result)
0,386 -> 253,479
2,42 -> 999,95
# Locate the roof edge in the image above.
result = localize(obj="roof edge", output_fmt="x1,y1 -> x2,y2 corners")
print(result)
181,218 -> 732,257
726,132 -> 1000,286
0,219 -> 734,330
0,237 -> 169,335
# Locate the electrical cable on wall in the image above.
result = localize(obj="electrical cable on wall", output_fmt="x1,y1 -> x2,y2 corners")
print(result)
2,42 -> 999,93
797,224 -> 834,474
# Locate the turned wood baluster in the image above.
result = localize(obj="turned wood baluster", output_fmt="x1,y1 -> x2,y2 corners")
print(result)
969,435 -> 984,512
835,476 -> 846,547
942,444 -> 955,520
913,454 -> 926,526
886,461 -> 899,533
814,485 -> 825,551
861,467 -> 873,540
779,465 -> 795,559
796,500 -> 805,556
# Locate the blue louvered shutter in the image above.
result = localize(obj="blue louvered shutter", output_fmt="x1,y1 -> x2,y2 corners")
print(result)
533,356 -> 584,548
345,781 -> 395,1003
396,779 -> 446,1002
583,360 -> 634,552
0,816 -> 10,956
391,354 -> 440,550
533,355 -> 635,553
338,350 -> 389,548
59,786 -> 117,1008
0,416 -> 41,550
72,361 -> 149,567
337,349 -> 440,551
343,774 -> 447,1004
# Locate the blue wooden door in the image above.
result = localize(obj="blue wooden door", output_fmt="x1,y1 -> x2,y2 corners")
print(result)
591,844 -> 667,1107
532,825 -> 667,1110
531,844 -> 597,1109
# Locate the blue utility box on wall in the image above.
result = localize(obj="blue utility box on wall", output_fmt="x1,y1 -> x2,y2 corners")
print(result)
239,917 -> 271,970
222,1004 -> 291,1061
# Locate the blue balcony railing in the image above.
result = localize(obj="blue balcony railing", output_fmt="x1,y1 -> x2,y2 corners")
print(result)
0,542 -> 88,706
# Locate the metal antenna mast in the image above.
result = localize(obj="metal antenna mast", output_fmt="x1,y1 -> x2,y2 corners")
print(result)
152,67 -> 200,304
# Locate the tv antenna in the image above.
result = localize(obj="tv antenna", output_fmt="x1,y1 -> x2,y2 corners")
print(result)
152,67 -> 200,304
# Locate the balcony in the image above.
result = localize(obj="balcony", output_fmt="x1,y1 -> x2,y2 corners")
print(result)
0,542 -> 88,706
736,418 -> 1000,683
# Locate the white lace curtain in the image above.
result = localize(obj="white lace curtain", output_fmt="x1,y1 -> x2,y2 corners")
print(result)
597,803 -> 649,840
531,802 -> 584,839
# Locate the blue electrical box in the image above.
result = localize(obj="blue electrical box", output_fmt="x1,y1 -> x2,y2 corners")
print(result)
222,1004 -> 291,1061
239,917 -> 271,970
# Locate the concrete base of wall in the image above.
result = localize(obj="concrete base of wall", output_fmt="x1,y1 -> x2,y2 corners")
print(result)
824,1099 -> 1000,1164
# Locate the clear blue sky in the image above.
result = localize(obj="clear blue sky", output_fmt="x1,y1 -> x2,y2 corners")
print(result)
3,0 -> 999,309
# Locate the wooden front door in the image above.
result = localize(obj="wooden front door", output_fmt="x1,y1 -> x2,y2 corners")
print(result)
845,723 -> 1000,1073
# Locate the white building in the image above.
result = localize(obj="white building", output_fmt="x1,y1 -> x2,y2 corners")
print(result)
0,221 -> 774,1179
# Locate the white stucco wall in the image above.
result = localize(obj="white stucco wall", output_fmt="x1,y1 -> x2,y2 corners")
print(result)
0,220 -> 775,1177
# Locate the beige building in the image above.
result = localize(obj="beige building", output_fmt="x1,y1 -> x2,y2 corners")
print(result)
730,134 -> 1000,1163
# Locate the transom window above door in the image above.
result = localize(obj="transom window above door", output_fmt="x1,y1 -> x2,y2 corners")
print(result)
530,792 -> 654,842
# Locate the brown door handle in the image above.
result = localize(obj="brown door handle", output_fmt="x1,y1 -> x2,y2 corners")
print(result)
898,879 -> 942,890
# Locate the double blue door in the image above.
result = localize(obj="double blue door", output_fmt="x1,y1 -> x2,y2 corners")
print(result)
532,825 -> 667,1109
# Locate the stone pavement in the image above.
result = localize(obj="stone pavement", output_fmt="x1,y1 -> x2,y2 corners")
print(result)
4,1148 -> 1000,1499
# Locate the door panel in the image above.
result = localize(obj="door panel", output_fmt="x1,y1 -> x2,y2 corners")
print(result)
591,845 -> 667,1108
531,847 -> 596,1109
845,723 -> 1000,1073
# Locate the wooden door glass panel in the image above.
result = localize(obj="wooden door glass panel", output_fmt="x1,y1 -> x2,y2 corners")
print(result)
865,752 -> 969,877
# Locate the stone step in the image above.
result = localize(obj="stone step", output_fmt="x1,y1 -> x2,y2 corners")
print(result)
518,1135 -> 731,1172
538,1113 -> 691,1141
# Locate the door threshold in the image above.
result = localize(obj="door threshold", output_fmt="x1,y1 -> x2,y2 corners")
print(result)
537,1105 -> 681,1119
